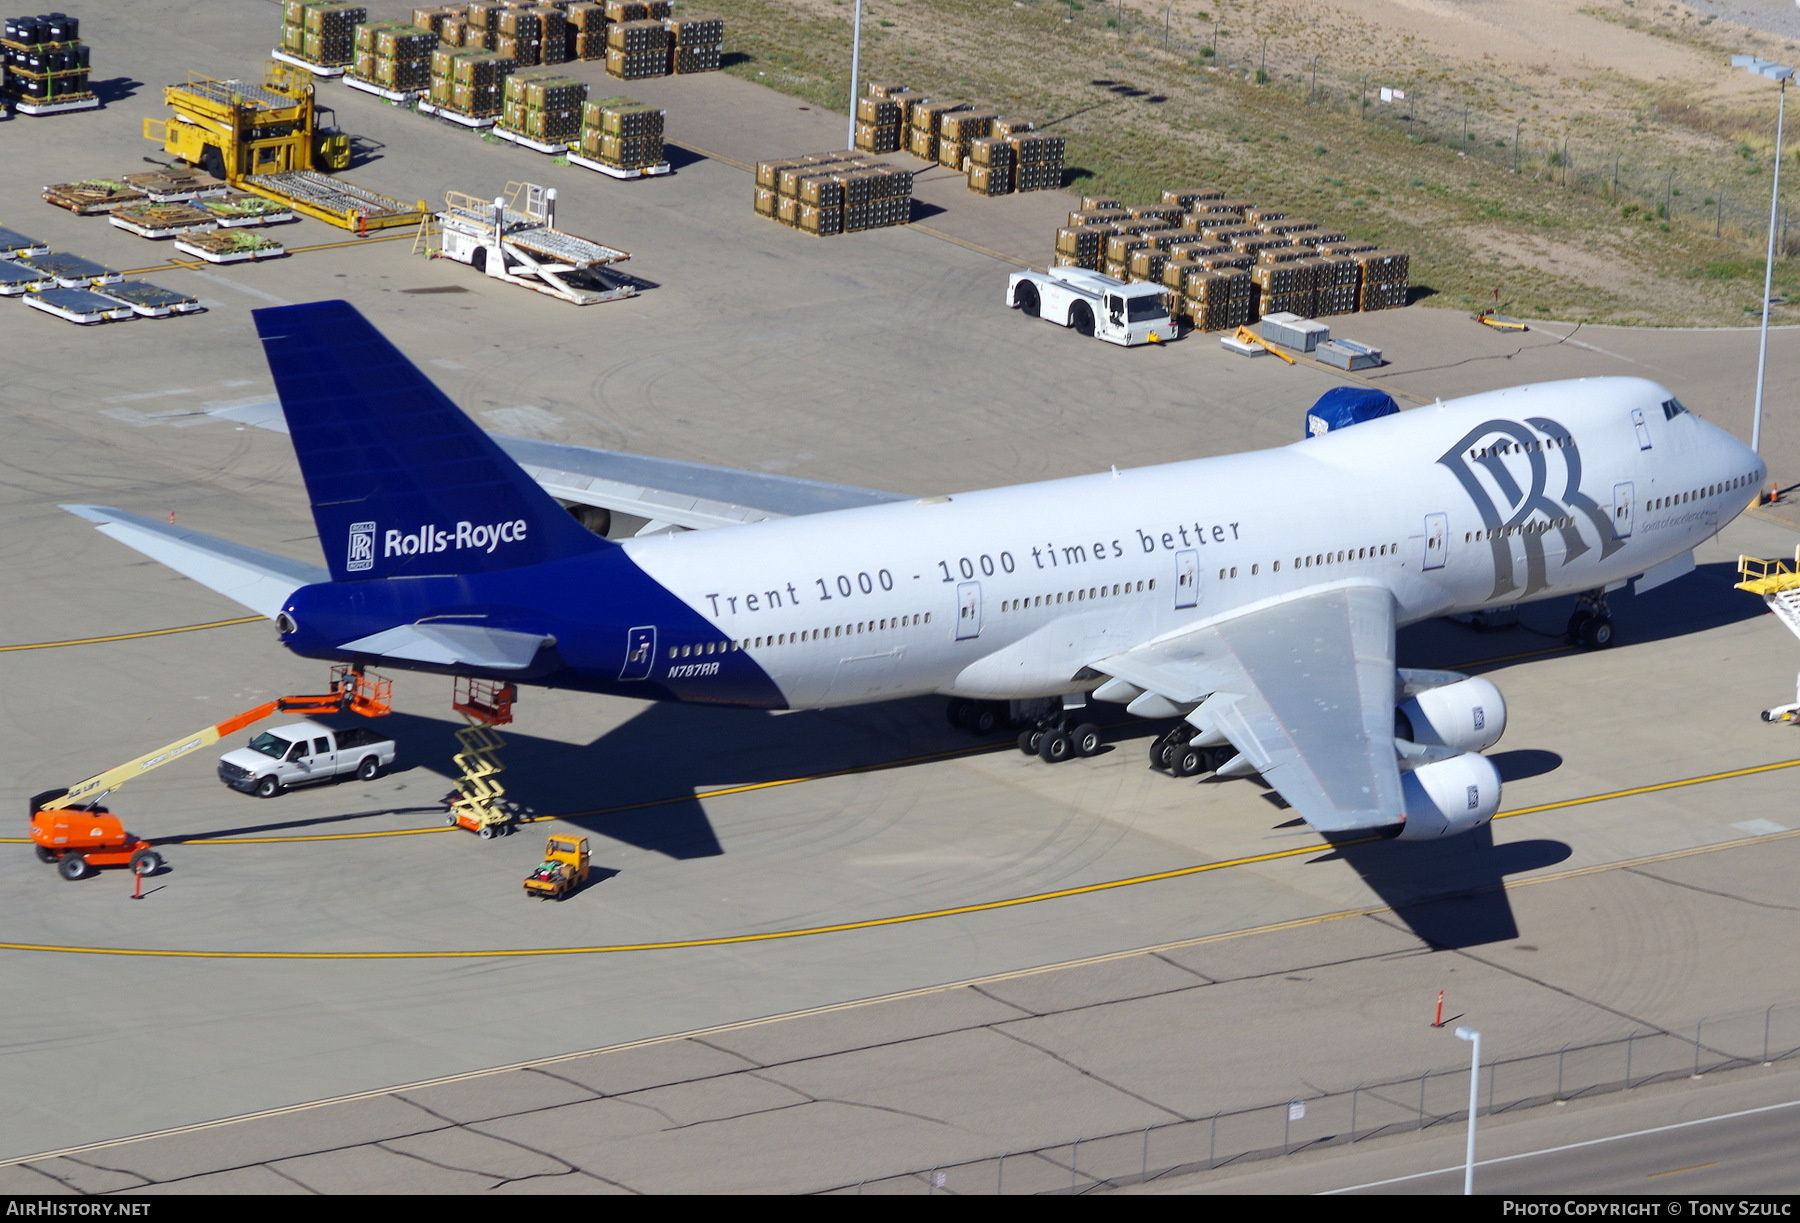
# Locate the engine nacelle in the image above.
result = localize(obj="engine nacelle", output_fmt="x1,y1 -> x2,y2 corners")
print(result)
1395,676 -> 1506,753
1397,752 -> 1501,840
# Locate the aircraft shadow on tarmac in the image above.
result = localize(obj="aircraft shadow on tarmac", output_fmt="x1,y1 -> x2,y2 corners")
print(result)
1399,560 -> 1765,671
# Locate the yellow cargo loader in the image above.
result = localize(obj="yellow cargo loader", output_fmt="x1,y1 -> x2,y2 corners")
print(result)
144,62 -> 426,232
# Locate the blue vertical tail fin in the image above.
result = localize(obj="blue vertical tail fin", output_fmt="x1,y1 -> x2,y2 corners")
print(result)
253,300 -> 608,581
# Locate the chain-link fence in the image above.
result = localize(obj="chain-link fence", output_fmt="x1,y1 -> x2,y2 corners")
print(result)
1004,0 -> 1795,255
822,998 -> 1800,1194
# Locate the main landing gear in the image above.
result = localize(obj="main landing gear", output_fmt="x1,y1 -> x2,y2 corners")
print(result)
1566,589 -> 1616,650
1147,726 -> 1227,778
1016,717 -> 1102,763
945,698 -> 1104,763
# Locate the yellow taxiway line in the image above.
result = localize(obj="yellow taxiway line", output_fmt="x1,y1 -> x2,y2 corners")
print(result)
2,760 -> 1797,960
0,616 -> 264,653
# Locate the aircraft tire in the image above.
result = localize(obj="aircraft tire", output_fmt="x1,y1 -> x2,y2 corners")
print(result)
1070,723 -> 1102,756
970,704 -> 1002,735
1566,611 -> 1592,643
1579,615 -> 1615,649
1174,744 -> 1207,777
1038,731 -> 1072,763
1019,728 -> 1041,755
946,698 -> 974,729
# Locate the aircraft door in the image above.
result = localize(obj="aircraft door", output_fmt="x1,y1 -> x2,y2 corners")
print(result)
1631,407 -> 1653,450
619,625 -> 657,680
1612,482 -> 1635,539
1423,512 -> 1449,570
956,582 -> 982,640
1175,549 -> 1199,608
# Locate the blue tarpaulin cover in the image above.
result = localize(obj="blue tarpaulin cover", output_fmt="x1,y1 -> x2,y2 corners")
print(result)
1304,386 -> 1398,438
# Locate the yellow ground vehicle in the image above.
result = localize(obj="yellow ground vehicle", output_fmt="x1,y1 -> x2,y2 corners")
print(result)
523,836 -> 590,900
144,62 -> 425,232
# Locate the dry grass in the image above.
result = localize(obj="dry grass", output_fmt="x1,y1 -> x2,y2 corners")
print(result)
699,0 -> 1800,325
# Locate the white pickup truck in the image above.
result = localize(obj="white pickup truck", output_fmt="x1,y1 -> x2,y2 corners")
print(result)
1006,266 -> 1177,346
217,721 -> 398,798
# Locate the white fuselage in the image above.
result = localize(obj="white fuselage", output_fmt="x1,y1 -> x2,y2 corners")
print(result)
625,377 -> 1762,708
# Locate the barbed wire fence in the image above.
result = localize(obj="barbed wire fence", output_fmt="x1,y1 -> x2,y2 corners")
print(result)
821,997 -> 1800,1195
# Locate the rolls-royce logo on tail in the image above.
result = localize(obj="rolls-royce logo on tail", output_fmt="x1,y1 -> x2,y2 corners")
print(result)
346,521 -> 376,572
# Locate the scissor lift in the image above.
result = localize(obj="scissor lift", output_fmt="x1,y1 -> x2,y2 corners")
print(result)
444,677 -> 519,839
1737,548 -> 1800,721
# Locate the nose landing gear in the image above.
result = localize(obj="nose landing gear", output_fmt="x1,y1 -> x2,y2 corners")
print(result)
1567,589 -> 1616,650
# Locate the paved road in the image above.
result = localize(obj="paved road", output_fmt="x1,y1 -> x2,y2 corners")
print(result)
2,0 -> 1800,1194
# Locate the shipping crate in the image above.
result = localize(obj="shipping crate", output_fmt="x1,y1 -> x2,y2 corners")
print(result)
607,18 -> 668,51
854,121 -> 902,154
1126,205 -> 1183,225
1080,195 -> 1121,210
1162,187 -> 1226,208
1054,224 -> 1110,264
604,0 -> 648,18
1067,208 -> 1126,227
969,162 -> 1013,197
1243,207 -> 1285,225
605,46 -> 667,78
993,117 -> 1034,137
753,185 -> 778,218
799,202 -> 843,236
856,95 -> 900,126
867,80 -> 910,97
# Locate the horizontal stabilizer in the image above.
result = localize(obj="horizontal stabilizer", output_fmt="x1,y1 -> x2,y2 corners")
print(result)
337,622 -> 552,670
62,505 -> 326,620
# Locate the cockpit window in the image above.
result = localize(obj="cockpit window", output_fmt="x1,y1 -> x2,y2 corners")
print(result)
1662,397 -> 1689,420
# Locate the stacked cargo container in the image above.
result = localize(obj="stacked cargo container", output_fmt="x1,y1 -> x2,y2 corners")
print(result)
606,18 -> 667,79
1044,184 -> 1408,327
350,21 -> 435,92
279,1 -> 366,69
754,152 -> 914,236
428,44 -> 515,118
499,66 -> 587,143
2,12 -> 94,113
577,95 -> 665,170
667,14 -> 722,73
496,5 -> 566,67
907,99 -> 966,162
936,110 -> 996,171
563,3 -> 607,60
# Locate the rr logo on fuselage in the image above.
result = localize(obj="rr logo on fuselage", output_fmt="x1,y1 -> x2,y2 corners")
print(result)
346,521 -> 376,572
1436,416 -> 1621,600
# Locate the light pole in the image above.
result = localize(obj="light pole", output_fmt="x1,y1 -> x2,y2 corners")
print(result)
1455,1026 -> 1480,1196
1736,54 -> 1793,455
845,0 -> 865,149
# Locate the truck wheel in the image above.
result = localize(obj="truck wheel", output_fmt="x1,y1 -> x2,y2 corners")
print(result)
58,856 -> 89,881
130,849 -> 163,876
471,247 -> 488,273
1070,302 -> 1095,337
34,846 -> 55,864
478,824 -> 497,840
254,775 -> 282,799
357,756 -> 381,781
199,145 -> 226,181
1014,282 -> 1041,317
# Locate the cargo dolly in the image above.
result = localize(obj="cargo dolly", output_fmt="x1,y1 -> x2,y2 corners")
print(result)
1737,548 -> 1800,722
428,182 -> 637,305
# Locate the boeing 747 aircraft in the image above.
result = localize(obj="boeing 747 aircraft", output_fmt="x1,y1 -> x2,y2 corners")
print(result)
66,301 -> 1764,842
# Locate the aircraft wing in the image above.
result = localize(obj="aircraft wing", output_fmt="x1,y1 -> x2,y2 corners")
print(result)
1095,583 -> 1404,834
205,401 -> 912,532
494,435 -> 913,531
61,504 -> 328,620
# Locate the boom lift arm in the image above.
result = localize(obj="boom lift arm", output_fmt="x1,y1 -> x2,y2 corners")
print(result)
36,667 -> 391,812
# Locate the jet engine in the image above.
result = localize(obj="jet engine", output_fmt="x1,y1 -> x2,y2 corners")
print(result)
1397,751 -> 1501,840
1394,675 -> 1506,754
